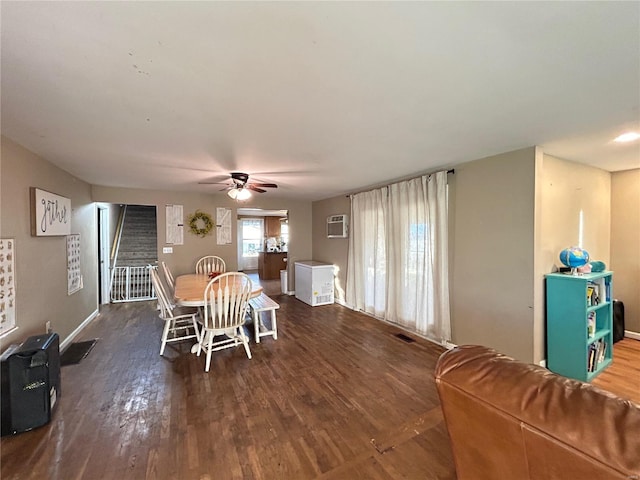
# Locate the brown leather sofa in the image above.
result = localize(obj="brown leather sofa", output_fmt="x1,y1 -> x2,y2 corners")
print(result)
435,345 -> 640,480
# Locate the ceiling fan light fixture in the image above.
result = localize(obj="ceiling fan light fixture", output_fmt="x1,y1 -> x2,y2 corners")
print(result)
228,187 -> 251,201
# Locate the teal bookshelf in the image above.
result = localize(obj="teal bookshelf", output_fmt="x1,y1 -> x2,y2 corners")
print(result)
546,271 -> 613,382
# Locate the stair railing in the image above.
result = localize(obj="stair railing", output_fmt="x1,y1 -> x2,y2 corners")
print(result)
109,205 -> 127,301
110,205 -> 126,268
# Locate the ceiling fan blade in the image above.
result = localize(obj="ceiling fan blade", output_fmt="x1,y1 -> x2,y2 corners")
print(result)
249,182 -> 278,188
198,173 -> 233,183
246,185 -> 266,193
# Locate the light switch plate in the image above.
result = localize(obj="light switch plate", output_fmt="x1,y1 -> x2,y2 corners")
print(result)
163,247 -> 173,254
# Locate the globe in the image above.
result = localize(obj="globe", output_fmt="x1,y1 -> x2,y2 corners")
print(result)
559,247 -> 590,269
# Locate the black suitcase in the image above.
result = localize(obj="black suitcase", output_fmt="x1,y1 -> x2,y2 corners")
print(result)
613,300 -> 625,343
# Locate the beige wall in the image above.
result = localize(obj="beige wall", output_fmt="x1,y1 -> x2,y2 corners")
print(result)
611,169 -> 640,333
0,136 -> 98,349
539,155 -> 611,269
537,154 -> 611,361
91,186 -> 312,289
311,195 -> 350,303
451,148 -> 537,362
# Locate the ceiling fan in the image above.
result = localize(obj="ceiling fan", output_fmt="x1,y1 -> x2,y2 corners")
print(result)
199,172 -> 278,200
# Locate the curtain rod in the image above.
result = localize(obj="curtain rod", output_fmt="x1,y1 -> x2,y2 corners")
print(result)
345,168 -> 455,198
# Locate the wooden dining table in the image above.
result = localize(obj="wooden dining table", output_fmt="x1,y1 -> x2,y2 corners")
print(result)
174,273 -> 263,307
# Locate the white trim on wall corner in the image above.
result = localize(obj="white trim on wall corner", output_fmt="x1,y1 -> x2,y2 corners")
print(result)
59,309 -> 99,351
539,359 -> 547,368
624,330 -> 640,341
0,326 -> 19,340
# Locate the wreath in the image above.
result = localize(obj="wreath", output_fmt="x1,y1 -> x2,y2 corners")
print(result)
187,210 -> 214,237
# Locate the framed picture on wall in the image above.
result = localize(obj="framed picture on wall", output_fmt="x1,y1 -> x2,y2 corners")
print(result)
30,187 -> 71,236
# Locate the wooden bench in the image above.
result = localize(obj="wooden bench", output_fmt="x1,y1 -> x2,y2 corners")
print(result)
248,293 -> 279,343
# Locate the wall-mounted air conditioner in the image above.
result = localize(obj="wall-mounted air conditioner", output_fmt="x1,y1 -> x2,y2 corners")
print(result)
327,214 -> 348,238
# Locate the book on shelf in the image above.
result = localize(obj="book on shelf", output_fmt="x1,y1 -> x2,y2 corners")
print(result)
587,282 -> 600,306
587,339 -> 608,372
599,341 -> 607,364
588,343 -> 596,372
587,311 -> 596,338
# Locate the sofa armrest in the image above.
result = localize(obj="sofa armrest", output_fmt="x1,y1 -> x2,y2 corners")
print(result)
435,345 -> 640,479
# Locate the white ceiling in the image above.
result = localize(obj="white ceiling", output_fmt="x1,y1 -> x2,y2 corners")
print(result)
2,2 -> 639,201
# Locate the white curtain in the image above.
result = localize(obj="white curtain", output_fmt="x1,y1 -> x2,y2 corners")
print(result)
346,171 -> 450,343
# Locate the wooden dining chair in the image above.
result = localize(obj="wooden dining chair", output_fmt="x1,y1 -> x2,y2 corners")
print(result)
150,267 -> 201,356
195,255 -> 226,275
160,261 -> 176,297
195,272 -> 253,372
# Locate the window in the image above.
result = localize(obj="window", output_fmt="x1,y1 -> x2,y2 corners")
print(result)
407,222 -> 427,284
241,219 -> 263,258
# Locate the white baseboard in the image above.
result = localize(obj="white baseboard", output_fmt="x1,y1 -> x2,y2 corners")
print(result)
625,330 -> 640,341
60,309 -> 99,351
538,359 -> 547,368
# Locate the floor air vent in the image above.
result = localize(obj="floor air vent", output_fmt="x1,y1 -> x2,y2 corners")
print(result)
395,333 -> 416,343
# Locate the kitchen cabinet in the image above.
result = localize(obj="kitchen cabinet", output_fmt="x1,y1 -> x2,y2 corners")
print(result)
258,252 -> 287,280
265,217 -> 281,238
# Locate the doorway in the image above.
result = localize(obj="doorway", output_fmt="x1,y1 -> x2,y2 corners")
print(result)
238,218 -> 263,271
236,208 -> 288,272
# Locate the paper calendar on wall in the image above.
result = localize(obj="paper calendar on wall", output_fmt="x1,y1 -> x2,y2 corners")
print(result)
0,239 -> 17,336
67,234 -> 83,295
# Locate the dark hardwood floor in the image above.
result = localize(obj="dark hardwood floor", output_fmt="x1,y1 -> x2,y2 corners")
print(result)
592,337 -> 640,405
0,296 -> 455,480
245,271 -> 282,297
2,292 -> 637,479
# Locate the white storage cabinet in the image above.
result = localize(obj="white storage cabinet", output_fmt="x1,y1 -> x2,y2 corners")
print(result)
294,261 -> 334,306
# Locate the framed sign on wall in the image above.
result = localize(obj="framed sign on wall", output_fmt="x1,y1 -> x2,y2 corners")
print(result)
216,207 -> 232,245
30,187 -> 71,236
